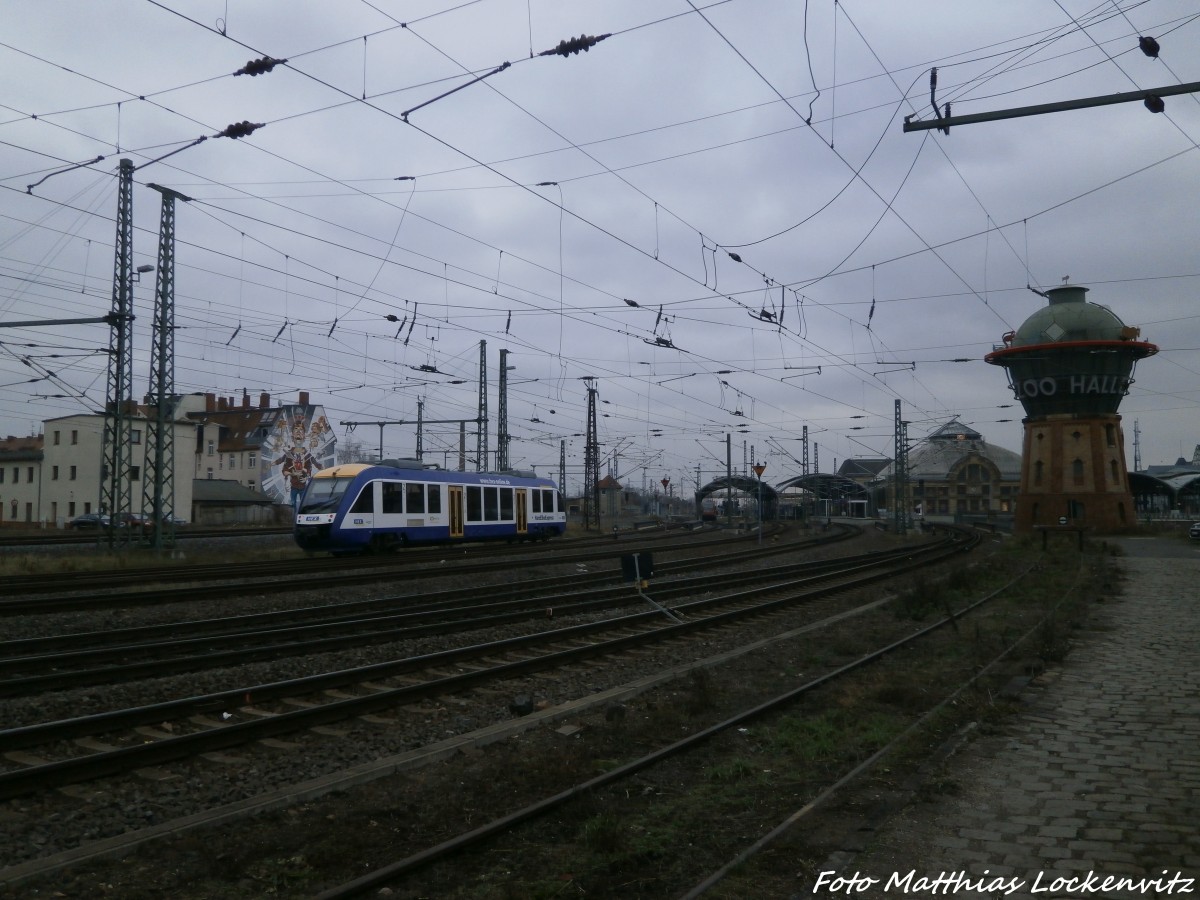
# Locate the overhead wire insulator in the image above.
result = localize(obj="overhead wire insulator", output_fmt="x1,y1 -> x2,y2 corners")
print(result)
1144,95 -> 1165,114
1138,36 -> 1160,58
217,120 -> 265,139
539,33 -> 612,58
234,56 -> 287,76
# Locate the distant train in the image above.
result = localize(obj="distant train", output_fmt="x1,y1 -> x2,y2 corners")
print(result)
700,498 -> 719,521
294,460 -> 566,554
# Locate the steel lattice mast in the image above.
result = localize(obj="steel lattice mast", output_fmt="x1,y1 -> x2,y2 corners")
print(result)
100,158 -> 135,546
476,340 -> 488,471
583,378 -> 599,530
497,348 -> 511,471
893,399 -> 909,536
143,183 -> 190,548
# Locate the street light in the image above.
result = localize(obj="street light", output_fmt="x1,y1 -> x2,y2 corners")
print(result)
752,463 -> 766,544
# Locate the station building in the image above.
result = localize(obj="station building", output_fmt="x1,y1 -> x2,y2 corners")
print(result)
0,389 -> 336,528
873,420 -> 1022,524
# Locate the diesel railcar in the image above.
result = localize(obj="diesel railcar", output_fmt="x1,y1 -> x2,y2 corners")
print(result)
294,461 -> 566,554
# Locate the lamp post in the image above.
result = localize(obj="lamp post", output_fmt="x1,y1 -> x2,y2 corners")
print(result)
752,463 -> 766,544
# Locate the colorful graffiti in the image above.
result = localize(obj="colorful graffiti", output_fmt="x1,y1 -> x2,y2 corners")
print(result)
259,405 -> 337,507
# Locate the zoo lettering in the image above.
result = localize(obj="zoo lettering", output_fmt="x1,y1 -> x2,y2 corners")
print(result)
1016,374 -> 1129,399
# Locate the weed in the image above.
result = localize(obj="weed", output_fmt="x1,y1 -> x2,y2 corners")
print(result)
707,757 -> 758,782
579,813 -> 624,854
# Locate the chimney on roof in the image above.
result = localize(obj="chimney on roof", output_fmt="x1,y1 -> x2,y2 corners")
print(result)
241,393 -> 250,409
217,397 -> 228,411
299,391 -> 309,406
205,393 -> 216,413
260,392 -> 270,409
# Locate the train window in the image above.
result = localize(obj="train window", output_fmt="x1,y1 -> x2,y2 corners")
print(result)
500,488 -> 514,521
382,482 -> 404,514
467,486 -> 482,521
484,487 -> 500,521
531,491 -> 542,513
542,490 -> 555,512
351,485 -> 374,514
406,482 -> 425,514
427,485 -> 441,514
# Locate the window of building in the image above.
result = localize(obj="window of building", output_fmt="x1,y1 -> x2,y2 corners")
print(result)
52,466 -> 59,480
11,468 -> 19,484
1,468 -> 6,484
131,466 -> 141,482
249,453 -> 257,468
131,429 -> 142,445
207,468 -> 214,479
207,440 -> 215,456
1105,424 -> 1116,447
51,501 -> 58,522
26,467 -> 33,483
1034,460 -> 1043,486
70,465 -> 77,480
71,430 -> 78,445
229,455 -> 236,469
247,480 -> 256,490
69,502 -> 77,517
1110,460 -> 1119,482
53,431 -> 61,445
1072,459 -> 1085,485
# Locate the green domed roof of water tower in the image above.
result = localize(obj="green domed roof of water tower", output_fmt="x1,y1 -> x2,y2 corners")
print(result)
985,283 -> 1157,418
1010,284 -> 1127,346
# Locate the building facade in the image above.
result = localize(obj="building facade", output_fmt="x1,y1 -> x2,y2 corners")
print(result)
0,389 -> 335,527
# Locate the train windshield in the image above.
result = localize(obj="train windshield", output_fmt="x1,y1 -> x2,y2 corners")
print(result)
298,476 -> 355,513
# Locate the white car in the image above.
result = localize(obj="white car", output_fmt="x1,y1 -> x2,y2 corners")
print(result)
1189,522 -> 1200,541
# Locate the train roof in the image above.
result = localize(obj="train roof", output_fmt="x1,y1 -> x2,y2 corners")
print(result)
311,463 -> 558,489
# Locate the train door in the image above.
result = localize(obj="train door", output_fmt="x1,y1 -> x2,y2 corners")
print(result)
515,488 -> 528,535
449,485 -> 464,538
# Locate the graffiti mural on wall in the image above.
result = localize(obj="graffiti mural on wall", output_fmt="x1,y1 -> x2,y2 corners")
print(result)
259,405 -> 337,507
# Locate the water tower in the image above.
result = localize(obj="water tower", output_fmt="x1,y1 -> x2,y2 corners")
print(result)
985,284 -> 1156,533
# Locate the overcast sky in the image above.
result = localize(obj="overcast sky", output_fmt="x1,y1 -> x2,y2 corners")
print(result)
3,0 -> 1198,494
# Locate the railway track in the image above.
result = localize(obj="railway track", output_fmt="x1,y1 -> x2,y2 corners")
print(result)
0,536 -> 915,696
320,534 -> 1060,900
0,530 -> 974,802
0,521 -> 778,612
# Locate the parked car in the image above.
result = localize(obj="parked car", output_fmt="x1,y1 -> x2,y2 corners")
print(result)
1189,522 -> 1200,540
67,512 -> 110,529
115,512 -> 152,532
161,514 -> 189,527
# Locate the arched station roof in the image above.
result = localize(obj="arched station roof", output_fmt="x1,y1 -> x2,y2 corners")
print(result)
775,472 -> 869,502
697,476 -> 779,503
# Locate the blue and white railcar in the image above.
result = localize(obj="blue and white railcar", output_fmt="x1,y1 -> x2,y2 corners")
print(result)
293,461 -> 566,554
